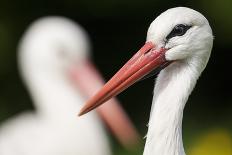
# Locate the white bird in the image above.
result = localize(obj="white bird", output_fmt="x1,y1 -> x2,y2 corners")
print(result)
0,17 -> 139,155
79,7 -> 213,155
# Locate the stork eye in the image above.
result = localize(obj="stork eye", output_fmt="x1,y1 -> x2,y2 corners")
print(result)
166,24 -> 191,40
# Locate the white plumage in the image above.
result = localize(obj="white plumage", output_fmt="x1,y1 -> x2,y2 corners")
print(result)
144,7 -> 213,155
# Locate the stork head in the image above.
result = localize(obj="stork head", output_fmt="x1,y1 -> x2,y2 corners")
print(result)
78,7 -> 214,116
148,7 -> 213,61
19,16 -> 90,74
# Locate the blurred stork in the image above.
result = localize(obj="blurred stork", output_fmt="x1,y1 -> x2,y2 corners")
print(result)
0,16 -> 139,155
79,7 -> 213,155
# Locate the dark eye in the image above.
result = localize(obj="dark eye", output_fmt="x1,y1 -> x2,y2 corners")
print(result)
166,24 -> 191,40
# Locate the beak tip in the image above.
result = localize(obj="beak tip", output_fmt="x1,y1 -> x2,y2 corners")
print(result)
78,108 -> 86,117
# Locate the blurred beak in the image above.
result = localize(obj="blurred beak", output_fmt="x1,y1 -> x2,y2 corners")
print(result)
79,42 -> 169,116
69,60 -> 140,148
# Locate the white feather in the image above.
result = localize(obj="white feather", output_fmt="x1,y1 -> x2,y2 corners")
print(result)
144,7 -> 213,155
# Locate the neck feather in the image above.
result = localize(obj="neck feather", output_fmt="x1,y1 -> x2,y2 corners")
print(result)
143,56 -> 206,155
21,68 -> 84,119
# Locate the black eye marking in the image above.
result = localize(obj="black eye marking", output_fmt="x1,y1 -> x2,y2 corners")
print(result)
166,24 -> 192,40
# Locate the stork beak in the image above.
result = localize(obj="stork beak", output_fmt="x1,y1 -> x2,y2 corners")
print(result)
69,60 -> 140,148
79,41 -> 169,116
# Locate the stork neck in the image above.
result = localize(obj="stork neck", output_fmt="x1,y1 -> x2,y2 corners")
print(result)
22,68 -> 84,119
143,58 -> 203,155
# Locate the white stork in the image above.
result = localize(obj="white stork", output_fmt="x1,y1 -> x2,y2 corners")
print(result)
0,16 -> 139,155
79,7 -> 213,155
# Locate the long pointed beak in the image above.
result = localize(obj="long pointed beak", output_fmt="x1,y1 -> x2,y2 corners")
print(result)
79,42 -> 169,116
69,60 -> 140,148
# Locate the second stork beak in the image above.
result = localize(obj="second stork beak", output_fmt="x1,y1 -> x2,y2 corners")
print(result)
79,41 -> 169,116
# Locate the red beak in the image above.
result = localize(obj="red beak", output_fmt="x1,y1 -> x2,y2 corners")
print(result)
78,42 -> 169,116
69,60 -> 140,148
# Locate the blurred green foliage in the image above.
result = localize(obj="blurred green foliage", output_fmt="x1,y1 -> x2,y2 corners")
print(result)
187,128 -> 232,155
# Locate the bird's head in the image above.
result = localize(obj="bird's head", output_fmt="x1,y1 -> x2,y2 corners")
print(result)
19,16 -> 91,75
147,7 -> 213,61
78,7 -> 214,116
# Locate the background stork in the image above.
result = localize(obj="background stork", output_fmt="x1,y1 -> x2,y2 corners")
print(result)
0,16 -> 139,155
